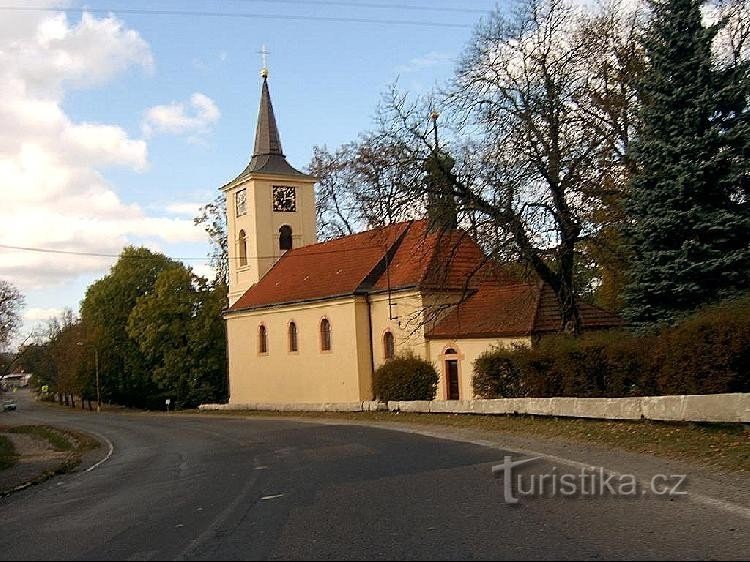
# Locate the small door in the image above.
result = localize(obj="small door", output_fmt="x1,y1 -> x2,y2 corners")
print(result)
446,359 -> 460,400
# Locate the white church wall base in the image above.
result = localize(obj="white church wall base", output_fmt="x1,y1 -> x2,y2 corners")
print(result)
199,392 -> 749,424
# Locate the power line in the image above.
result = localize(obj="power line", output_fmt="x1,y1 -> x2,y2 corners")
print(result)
0,5 -> 475,29
0,242 -> 390,261
149,0 -> 490,15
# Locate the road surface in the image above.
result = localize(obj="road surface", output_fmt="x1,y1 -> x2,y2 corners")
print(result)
0,390 -> 747,560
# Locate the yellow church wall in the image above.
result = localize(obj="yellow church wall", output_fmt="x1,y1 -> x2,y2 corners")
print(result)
226,296 -> 372,404
367,290 -> 429,367
354,298 -> 376,400
366,291 -> 531,401
426,337 -> 532,401
225,178 -> 258,306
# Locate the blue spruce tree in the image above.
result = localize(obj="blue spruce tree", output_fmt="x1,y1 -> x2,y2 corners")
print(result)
624,0 -> 750,326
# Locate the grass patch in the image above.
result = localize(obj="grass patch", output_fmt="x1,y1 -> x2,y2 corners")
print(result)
0,435 -> 18,471
200,410 -> 750,473
6,425 -> 99,454
0,425 -> 102,495
8,425 -> 75,452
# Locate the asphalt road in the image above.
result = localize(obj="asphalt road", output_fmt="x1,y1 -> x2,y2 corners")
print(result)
0,391 -> 747,561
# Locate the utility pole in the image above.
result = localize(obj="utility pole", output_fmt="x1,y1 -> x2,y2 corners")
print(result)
77,341 -> 101,413
95,348 -> 101,413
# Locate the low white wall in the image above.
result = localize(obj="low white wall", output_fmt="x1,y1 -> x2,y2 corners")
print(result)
199,392 -> 750,423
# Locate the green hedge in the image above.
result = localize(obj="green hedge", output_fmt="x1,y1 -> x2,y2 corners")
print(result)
373,354 -> 438,402
473,295 -> 750,398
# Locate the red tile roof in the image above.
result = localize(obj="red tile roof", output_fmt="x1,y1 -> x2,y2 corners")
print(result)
228,222 -> 410,311
228,220 -> 501,312
369,221 -> 493,292
425,282 -> 623,339
228,219 -> 623,338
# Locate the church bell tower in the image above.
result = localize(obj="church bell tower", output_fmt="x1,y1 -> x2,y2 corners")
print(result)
221,63 -> 317,306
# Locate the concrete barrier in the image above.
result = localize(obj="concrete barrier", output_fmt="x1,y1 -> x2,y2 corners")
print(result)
396,401 -> 431,413
198,393 -> 750,423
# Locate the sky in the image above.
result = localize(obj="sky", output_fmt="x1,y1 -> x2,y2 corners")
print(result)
0,0 -> 503,340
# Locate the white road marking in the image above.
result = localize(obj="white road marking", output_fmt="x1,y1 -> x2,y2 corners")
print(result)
84,430 -> 114,472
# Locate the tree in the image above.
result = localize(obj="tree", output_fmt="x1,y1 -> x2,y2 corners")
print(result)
424,115 -> 459,232
17,341 -> 55,391
49,312 -> 87,407
310,134 -> 425,240
127,266 -> 228,408
80,247 -> 179,408
371,0 -> 635,333
195,195 -> 229,285
0,280 -> 24,350
624,0 -> 750,326
310,144 -> 362,240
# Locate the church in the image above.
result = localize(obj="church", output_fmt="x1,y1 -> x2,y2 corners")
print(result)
221,70 -> 620,405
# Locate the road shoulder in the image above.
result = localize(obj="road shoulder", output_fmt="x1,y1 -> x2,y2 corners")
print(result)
0,424 -> 105,496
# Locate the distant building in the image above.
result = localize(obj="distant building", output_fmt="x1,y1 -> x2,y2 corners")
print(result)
1,373 -> 32,389
222,70 -> 620,405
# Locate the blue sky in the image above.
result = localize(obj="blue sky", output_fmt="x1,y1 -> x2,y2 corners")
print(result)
0,0 -> 501,340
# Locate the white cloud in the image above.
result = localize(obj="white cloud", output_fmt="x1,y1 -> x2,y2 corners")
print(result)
0,6 -> 204,291
164,202 -> 206,216
24,307 -> 65,323
394,51 -> 454,74
142,92 -> 220,140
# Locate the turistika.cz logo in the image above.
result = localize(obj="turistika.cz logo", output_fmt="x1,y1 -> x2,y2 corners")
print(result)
492,456 -> 688,504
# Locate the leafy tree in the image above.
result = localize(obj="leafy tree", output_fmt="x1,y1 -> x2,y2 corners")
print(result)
20,342 -> 55,393
624,0 -> 750,325
80,247 -> 178,408
127,266 -> 228,408
0,280 -> 24,350
194,195 -> 229,285
49,314 -> 87,407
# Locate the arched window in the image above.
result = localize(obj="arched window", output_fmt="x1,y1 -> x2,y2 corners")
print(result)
288,322 -> 298,352
383,331 -> 395,361
320,318 -> 332,351
279,225 -> 293,251
258,324 -> 268,354
238,230 -> 247,267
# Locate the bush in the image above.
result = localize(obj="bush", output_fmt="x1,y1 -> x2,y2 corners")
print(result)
653,296 -> 750,394
473,347 -> 527,398
472,294 -> 750,398
373,354 -> 438,402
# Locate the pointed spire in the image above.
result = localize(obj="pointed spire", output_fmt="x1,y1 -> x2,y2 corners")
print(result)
253,77 -> 284,157
224,74 -> 305,181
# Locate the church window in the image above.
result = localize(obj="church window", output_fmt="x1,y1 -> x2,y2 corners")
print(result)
320,318 -> 332,351
235,188 -> 247,217
289,322 -> 298,352
238,230 -> 248,267
279,225 -> 293,251
383,331 -> 395,361
258,324 -> 268,354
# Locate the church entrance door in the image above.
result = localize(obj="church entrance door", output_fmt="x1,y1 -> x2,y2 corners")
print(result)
446,359 -> 460,400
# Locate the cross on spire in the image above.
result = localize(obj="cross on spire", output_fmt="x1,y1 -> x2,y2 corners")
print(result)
258,44 -> 269,78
